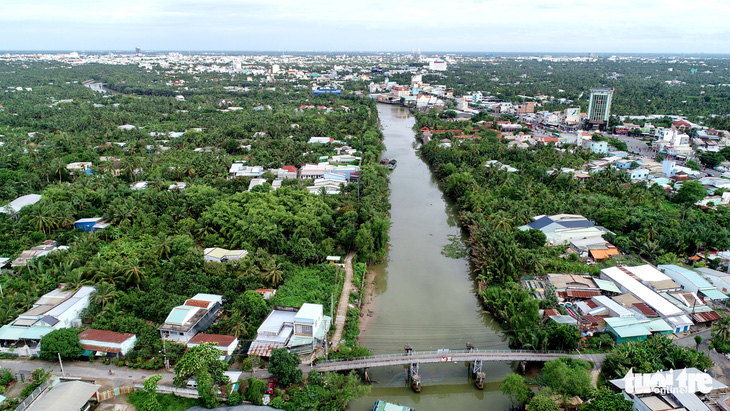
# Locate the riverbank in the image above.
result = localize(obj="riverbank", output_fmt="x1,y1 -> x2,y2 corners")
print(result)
357,268 -> 378,338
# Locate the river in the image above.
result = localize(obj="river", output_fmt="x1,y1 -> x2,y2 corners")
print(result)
348,105 -> 512,410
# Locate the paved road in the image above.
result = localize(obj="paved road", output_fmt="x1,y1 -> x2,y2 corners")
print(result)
0,358 -> 175,388
674,329 -> 730,385
612,135 -> 653,156
330,252 -> 356,348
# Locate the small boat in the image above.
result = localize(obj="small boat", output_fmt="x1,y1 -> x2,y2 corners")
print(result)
379,158 -> 390,166
386,159 -> 397,170
373,400 -> 414,411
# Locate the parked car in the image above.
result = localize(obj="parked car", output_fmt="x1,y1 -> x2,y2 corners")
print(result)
266,381 -> 275,395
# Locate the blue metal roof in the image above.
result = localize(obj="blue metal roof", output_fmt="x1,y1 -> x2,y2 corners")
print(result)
528,216 -> 554,230
559,220 -> 594,229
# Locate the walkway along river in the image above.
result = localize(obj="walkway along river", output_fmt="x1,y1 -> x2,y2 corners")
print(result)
348,105 -> 512,410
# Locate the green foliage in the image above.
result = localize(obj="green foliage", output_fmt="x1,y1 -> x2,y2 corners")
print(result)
39,328 -> 82,360
674,180 -> 707,204
526,393 -> 560,411
227,390 -> 243,406
0,369 -> 13,387
283,371 -> 369,411
267,348 -> 302,386
20,368 -> 51,399
173,343 -> 228,387
608,138 -> 628,152
441,234 -> 468,258
582,388 -> 633,411
197,368 -> 218,409
500,372 -> 532,406
515,229 -> 547,249
538,358 -> 593,399
602,336 -> 712,381
138,375 -> 163,411
243,378 -> 266,405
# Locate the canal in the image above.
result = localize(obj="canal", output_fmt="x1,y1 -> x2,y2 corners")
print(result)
348,105 -> 512,410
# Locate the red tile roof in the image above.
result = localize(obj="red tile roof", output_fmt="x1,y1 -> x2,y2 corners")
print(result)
282,166 -> 297,173
79,329 -> 135,344
188,333 -> 236,347
581,315 -> 605,325
585,300 -> 598,309
544,309 -> 560,316
185,299 -> 212,308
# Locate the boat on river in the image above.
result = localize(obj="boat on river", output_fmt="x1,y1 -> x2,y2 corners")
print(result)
386,159 -> 397,170
373,400 -> 414,411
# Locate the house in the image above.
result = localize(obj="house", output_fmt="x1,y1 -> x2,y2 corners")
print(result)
203,248 -> 248,263
24,379 -> 101,411
610,368 -> 728,411
308,137 -> 333,144
74,218 -> 109,232
600,266 -> 692,333
130,181 -> 148,190
229,163 -> 263,178
0,285 -> 94,356
187,334 -> 238,361
604,317 -> 672,344
1,194 -> 42,214
12,241 -> 69,267
159,293 -> 222,343
485,160 -> 518,172
695,267 -> 730,294
117,124 -> 136,131
627,168 -> 649,181
169,182 -> 187,191
518,214 -> 607,246
79,329 -> 137,357
248,303 -> 331,357
658,264 -> 728,301
277,166 -> 298,179
255,289 -> 276,300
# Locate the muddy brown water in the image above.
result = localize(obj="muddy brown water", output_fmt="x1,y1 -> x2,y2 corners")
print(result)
347,105 -> 514,410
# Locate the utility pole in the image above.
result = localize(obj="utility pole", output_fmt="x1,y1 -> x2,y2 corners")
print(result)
161,336 -> 170,370
58,352 -> 65,376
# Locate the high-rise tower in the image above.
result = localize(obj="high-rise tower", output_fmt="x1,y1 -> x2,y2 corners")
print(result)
586,88 -> 614,129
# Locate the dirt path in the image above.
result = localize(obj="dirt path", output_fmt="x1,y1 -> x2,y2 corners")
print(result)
330,252 -> 356,348
358,268 -> 377,335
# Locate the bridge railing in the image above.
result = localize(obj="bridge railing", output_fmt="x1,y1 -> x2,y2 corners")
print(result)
319,349 -> 571,364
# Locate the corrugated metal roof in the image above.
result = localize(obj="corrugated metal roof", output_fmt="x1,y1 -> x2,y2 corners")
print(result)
81,344 -> 122,354
633,303 -> 658,317
566,290 -> 601,298
79,329 -> 135,344
693,311 -> 722,323
700,288 -> 729,301
189,333 -> 236,347
593,278 -> 621,294
247,341 -> 283,357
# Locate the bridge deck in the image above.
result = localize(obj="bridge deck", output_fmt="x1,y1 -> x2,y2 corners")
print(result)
314,350 -> 605,372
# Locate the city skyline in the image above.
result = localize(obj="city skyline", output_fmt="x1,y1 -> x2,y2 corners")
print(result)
1,0 -> 728,54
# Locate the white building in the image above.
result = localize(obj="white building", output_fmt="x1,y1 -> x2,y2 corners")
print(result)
187,334 -> 239,361
203,248 -> 248,263
229,163 -> 264,178
159,294 -> 223,343
429,60 -> 448,71
248,303 -> 331,357
79,329 -> 137,357
0,286 -> 94,356
1,194 -> 42,214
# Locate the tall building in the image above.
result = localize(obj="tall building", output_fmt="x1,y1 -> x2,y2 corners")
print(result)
135,47 -> 141,56
587,88 -> 614,128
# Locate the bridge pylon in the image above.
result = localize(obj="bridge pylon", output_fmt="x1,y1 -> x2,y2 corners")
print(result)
467,342 -> 485,389
405,344 -> 421,393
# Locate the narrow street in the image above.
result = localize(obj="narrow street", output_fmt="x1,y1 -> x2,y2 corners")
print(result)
330,251 -> 356,348
674,329 -> 730,384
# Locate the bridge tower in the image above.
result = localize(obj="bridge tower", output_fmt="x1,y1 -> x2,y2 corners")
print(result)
404,344 -> 421,393
467,342 -> 485,389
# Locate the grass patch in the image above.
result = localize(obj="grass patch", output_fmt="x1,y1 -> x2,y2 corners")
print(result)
128,391 -> 200,411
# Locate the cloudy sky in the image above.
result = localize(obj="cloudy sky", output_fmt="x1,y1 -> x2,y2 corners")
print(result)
1,0 -> 728,53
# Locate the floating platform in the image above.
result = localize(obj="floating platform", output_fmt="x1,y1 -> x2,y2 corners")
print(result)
373,399 -> 414,411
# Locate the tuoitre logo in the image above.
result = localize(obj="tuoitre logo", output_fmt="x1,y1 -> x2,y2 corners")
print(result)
622,368 -> 713,395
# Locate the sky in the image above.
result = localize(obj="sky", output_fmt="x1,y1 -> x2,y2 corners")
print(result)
1,0 -> 728,53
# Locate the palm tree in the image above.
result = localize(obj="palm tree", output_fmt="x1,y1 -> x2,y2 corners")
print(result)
63,269 -> 92,291
91,281 -> 118,307
156,236 -> 173,259
122,259 -> 146,289
714,317 -> 730,342
261,260 -> 284,286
